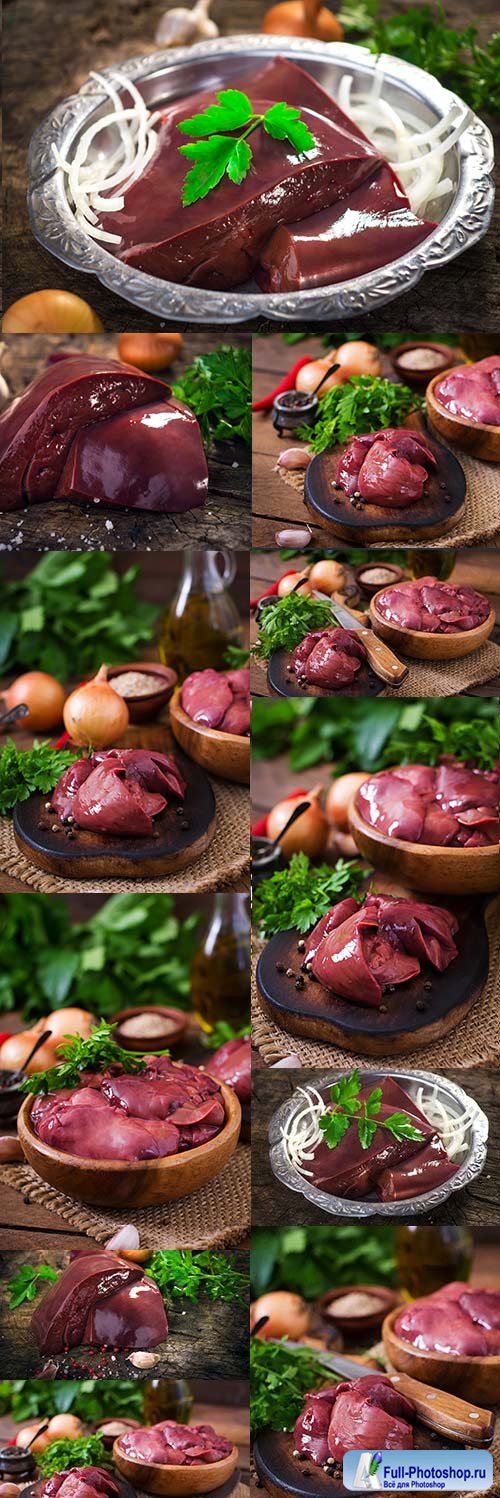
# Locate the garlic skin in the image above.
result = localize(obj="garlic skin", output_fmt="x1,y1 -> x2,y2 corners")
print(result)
127,1351 -> 161,1369
276,448 -> 311,471
275,525 -> 312,547
105,1224 -> 141,1251
155,0 -> 219,46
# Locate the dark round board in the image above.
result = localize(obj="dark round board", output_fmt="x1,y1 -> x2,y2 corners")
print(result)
13,744 -> 216,880
267,647 -> 384,698
20,1484 -> 137,1498
253,1427 -> 455,1498
304,429 -> 466,542
256,897 -> 489,1055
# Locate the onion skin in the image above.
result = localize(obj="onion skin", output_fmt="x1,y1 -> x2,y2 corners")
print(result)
308,559 -> 345,594
326,772 -> 369,831
117,332 -> 183,371
295,356 -> 343,396
277,569 -> 311,598
63,663 -> 130,748
250,1291 -> 311,1340
0,671 -> 66,732
262,1 -> 343,41
334,340 -> 382,379
3,291 -> 103,334
267,785 -> 328,858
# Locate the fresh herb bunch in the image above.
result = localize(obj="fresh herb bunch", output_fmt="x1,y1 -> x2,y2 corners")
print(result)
172,346 -> 251,449
8,1264 -> 59,1309
203,1020 -> 250,1050
37,1437 -> 112,1476
0,742 -> 78,818
253,852 -> 365,937
251,699 -> 499,773
21,1020 -> 156,1096
251,1225 -> 396,1299
299,377 -> 423,453
224,645 -> 250,669
0,1381 -> 144,1423
0,893 -> 200,1019
147,1250 -> 247,1304
0,553 -> 159,680
256,594 -> 334,660
338,0 -> 500,117
251,1340 -> 330,1436
178,90 -> 315,205
319,1071 -> 424,1151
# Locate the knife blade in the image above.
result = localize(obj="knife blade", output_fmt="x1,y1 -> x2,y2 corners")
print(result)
311,589 -> 408,687
268,1340 -> 494,1444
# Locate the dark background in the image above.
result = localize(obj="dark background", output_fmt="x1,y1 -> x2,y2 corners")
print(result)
3,0 -> 499,332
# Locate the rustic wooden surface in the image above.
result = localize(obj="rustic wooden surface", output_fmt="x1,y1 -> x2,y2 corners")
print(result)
252,1069 -> 500,1226
250,548 -> 500,695
0,1248 -> 249,1379
252,334 -> 500,547
3,0 -> 499,333
0,332 -> 251,551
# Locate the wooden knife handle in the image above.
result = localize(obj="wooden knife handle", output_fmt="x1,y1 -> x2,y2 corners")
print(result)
357,626 -> 409,686
390,1371 -> 494,1444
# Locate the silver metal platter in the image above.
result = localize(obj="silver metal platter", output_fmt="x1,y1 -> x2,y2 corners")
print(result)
268,1068 -> 489,1218
27,35 -> 495,324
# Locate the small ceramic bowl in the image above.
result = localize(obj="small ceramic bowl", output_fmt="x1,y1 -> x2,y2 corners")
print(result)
390,342 -> 461,387
318,1284 -> 399,1335
107,661 -> 177,722
112,1005 -> 189,1052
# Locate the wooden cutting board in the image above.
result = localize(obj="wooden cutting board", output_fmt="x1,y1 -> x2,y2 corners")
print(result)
253,1425 -> 468,1498
256,897 -> 489,1055
267,649 -> 385,699
304,428 -> 466,542
13,722 -> 216,880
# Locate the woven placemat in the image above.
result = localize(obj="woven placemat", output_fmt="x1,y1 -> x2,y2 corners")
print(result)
252,896 -> 500,1070
0,1144 -> 250,1248
0,779 -> 249,893
278,446 -> 500,547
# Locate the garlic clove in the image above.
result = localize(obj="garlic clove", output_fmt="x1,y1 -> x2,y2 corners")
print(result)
276,448 -> 311,471
155,0 -> 218,46
275,525 -> 312,548
105,1224 -> 140,1251
271,1054 -> 302,1068
127,1351 -> 161,1368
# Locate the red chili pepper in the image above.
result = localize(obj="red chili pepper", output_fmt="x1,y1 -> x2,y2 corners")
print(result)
252,356 -> 312,412
250,570 -> 298,611
252,789 -> 309,839
0,1031 -> 12,1048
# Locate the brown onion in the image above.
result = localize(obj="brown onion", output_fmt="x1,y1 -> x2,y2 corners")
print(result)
267,784 -> 328,858
277,568 -> 312,598
326,773 -> 369,831
63,664 -> 130,748
250,1291 -> 311,1340
0,671 -> 66,732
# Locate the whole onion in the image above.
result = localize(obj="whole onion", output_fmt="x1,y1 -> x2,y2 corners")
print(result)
63,664 -> 130,748
325,773 -> 370,832
0,671 -> 66,731
267,784 -> 328,858
250,1291 -> 311,1340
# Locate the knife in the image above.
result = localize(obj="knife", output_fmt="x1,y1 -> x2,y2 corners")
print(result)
311,589 -> 409,688
268,1340 -> 494,1445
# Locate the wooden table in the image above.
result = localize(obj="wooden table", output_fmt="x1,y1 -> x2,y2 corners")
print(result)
0,1404 -> 250,1486
0,1248 -> 249,1380
250,547 -> 500,696
252,1069 -> 500,1226
252,334 -> 500,547
3,0 -> 499,332
0,332 -> 251,552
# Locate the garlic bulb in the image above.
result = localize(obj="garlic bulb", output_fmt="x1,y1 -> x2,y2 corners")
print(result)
155,0 -> 218,46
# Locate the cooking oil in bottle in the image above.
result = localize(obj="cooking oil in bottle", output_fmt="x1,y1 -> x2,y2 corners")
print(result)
191,894 -> 250,1032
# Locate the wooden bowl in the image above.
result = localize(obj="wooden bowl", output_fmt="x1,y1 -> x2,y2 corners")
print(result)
170,688 -> 249,784
426,369 -> 500,461
349,796 -> 500,895
318,1284 -> 399,1335
17,1080 -> 241,1208
112,1005 -> 189,1052
107,662 -> 177,722
113,1437 -> 239,1496
370,588 -> 496,660
382,1304 -> 500,1403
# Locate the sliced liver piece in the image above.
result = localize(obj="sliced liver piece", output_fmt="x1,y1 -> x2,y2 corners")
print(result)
55,398 -> 208,512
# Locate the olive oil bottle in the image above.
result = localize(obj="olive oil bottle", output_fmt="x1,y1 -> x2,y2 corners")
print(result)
396,1227 -> 473,1299
158,550 -> 243,680
143,1380 -> 194,1425
191,894 -> 250,1031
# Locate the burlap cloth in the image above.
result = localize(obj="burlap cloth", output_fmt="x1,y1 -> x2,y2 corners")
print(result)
0,1143 -> 250,1248
252,895 -> 500,1070
278,446 -> 500,546
252,641 -> 500,698
0,779 -> 249,893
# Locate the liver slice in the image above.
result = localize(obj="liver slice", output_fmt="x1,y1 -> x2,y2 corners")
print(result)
55,398 -> 208,512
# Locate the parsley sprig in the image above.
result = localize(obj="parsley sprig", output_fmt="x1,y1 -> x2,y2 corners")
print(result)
0,741 -> 78,818
21,1019 -> 163,1096
37,1437 -> 112,1476
8,1263 -> 59,1309
147,1249 -> 247,1304
319,1069 -> 424,1151
251,1340 -> 332,1436
178,89 -> 316,206
253,851 -> 365,937
298,376 -> 423,453
256,593 -> 334,661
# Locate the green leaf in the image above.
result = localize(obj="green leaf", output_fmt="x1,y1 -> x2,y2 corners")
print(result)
36,949 -> 81,1006
358,1115 -> 377,1150
365,1086 -> 383,1117
0,611 -> 18,667
330,1070 -> 361,1112
319,1110 -> 351,1148
382,1112 -> 425,1142
263,103 -> 316,153
226,136 -> 252,184
8,1263 -> 59,1309
178,89 -> 253,137
179,135 -> 238,205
